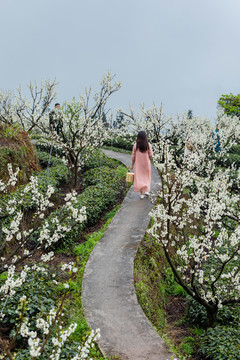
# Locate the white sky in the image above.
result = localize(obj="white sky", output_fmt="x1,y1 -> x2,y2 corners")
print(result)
1,0 -> 240,120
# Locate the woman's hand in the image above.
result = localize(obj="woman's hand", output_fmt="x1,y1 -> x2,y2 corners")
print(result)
130,164 -> 133,170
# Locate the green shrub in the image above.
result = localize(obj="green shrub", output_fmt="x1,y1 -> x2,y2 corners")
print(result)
224,153 -> 240,168
36,163 -> 69,191
186,297 -> 207,327
228,145 -> 240,154
36,149 -> 65,168
84,149 -> 117,170
0,267 -> 103,360
186,297 -> 240,327
43,162 -> 125,249
35,142 -> 64,157
200,326 -> 240,360
62,180 -> 123,246
83,165 -> 121,187
0,269 -> 57,329
180,336 -> 198,356
104,135 -> 135,151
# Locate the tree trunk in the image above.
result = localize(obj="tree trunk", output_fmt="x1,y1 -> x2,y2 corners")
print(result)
206,305 -> 218,328
73,161 -> 78,189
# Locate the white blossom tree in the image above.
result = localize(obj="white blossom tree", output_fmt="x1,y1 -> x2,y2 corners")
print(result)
0,79 -> 58,132
40,72 -> 121,188
110,103 -> 173,155
148,113 -> 240,327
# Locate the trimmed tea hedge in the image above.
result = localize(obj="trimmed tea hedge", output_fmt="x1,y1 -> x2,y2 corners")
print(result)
104,136 -> 135,152
83,149 -> 117,170
200,326 -> 240,360
36,149 -> 65,168
47,164 -> 125,248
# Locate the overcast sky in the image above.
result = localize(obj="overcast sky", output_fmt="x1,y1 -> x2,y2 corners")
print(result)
1,0 -> 240,120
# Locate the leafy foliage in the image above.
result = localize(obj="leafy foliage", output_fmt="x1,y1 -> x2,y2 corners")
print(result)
83,149 -> 117,170
200,326 -> 240,360
104,135 -> 135,151
0,269 -> 57,328
36,150 -> 65,168
218,93 -> 240,118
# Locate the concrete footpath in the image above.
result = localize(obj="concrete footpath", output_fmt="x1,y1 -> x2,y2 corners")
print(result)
81,150 -> 176,360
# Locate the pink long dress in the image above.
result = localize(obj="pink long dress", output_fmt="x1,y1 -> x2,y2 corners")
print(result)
131,143 -> 153,193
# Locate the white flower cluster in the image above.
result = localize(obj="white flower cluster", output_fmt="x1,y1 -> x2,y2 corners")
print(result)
149,113 -> 240,313
0,169 -> 87,328
18,313 -> 100,360
23,175 -> 54,217
50,323 -> 77,360
20,321 -> 41,357
0,164 -> 19,193
2,211 -> 23,242
0,169 -> 87,270
0,265 -> 29,297
61,262 -> 78,273
70,329 -> 101,360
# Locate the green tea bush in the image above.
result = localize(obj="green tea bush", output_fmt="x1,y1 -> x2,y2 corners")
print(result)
224,153 -> 240,168
36,149 -> 65,168
0,163 -> 69,216
200,326 -> 240,360
0,269 -> 57,329
57,175 -> 124,247
38,155 -> 125,249
83,165 -> 120,187
77,166 -> 123,225
186,297 -> 207,326
84,149 -> 117,170
36,163 -> 69,191
104,135 -> 135,151
35,142 -> 64,157
0,267 -> 102,360
228,144 -> 240,154
186,297 -> 239,327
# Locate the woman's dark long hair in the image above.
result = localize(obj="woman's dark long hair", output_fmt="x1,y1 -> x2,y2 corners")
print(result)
136,131 -> 149,152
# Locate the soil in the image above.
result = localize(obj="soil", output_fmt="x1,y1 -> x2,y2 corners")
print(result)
165,295 -> 191,344
164,296 -> 207,359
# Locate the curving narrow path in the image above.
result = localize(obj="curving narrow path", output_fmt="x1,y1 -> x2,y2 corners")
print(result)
82,150 -> 176,360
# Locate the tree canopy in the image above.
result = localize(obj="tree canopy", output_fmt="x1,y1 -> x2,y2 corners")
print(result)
218,93 -> 240,118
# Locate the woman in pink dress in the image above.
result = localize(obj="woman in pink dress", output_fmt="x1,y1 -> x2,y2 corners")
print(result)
130,131 -> 153,199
